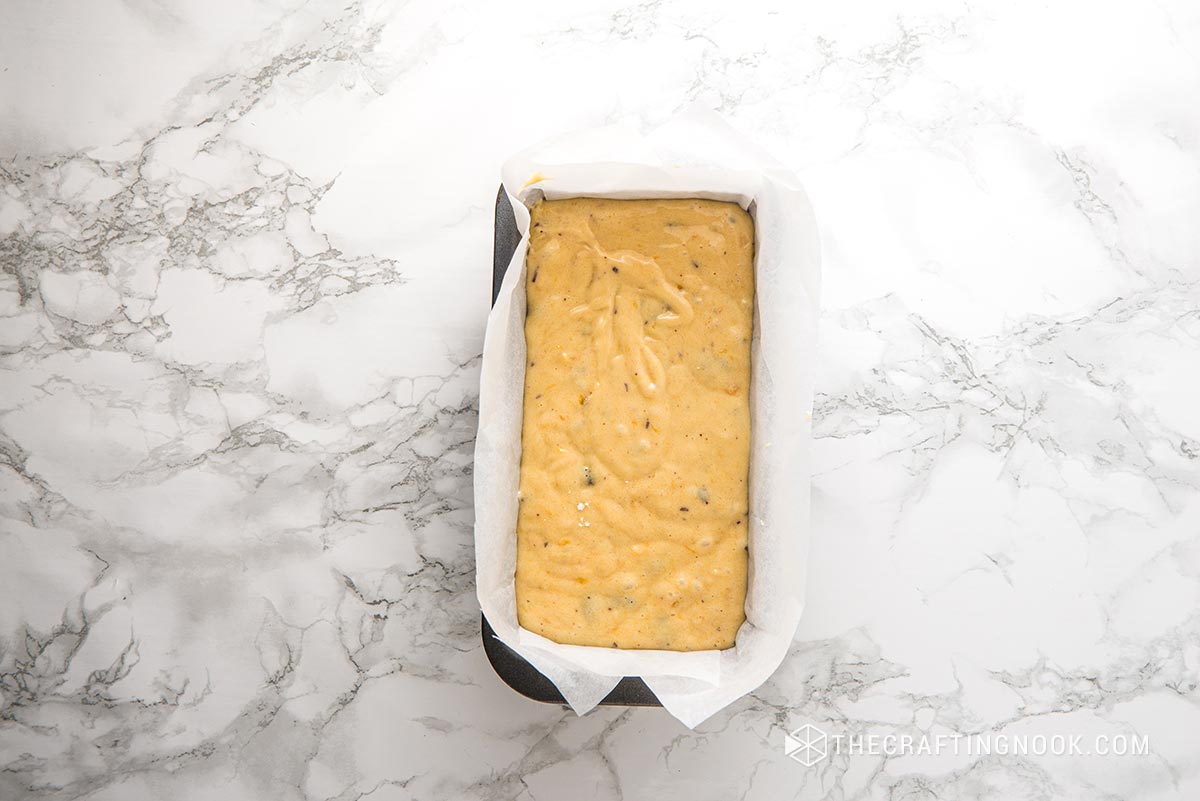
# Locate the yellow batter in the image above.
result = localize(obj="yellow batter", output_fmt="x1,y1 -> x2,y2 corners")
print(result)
515,197 -> 754,651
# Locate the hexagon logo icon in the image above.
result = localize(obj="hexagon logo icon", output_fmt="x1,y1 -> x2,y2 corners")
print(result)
784,723 -> 828,767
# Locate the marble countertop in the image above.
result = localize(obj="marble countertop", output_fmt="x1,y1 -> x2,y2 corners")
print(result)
2,0 -> 1198,798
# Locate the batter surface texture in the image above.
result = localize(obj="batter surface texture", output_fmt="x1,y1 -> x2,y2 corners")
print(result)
515,197 -> 754,651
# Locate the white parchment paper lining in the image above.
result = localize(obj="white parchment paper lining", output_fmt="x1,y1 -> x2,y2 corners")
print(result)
474,110 -> 821,728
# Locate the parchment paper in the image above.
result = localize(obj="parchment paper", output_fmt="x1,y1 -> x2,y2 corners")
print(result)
474,109 -> 821,728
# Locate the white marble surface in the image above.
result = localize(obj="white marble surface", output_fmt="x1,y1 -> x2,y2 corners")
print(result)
1,0 -> 1198,798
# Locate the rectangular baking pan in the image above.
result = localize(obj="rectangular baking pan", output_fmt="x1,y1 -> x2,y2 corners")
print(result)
481,186 -> 661,707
